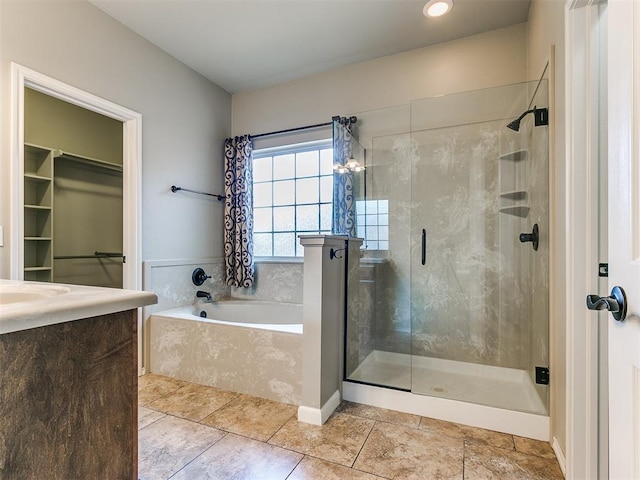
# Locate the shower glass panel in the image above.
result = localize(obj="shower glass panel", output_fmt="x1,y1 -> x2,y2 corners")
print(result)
344,80 -> 549,415
344,105 -> 412,391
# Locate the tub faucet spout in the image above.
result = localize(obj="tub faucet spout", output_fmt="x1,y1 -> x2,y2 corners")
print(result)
196,290 -> 212,302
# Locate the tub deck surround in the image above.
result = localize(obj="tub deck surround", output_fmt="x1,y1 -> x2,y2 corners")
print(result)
149,300 -> 303,405
0,279 -> 157,333
0,280 -> 157,480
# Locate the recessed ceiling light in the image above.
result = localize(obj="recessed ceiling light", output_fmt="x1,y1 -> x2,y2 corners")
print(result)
423,0 -> 453,18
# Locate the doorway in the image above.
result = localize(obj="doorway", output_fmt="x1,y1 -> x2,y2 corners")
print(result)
10,63 -> 142,290
10,62 -> 143,368
24,87 -> 124,288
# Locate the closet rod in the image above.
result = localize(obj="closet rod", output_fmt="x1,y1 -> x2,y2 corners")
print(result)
250,121 -> 332,139
170,185 -> 224,201
54,251 -> 124,260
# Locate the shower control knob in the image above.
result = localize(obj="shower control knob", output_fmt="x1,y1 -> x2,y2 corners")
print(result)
519,224 -> 539,251
586,286 -> 627,322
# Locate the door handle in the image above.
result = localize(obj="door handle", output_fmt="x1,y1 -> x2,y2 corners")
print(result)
586,285 -> 627,322
421,229 -> 426,265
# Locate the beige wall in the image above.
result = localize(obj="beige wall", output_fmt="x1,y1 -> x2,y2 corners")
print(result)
232,23 -> 528,136
25,88 -> 123,165
527,0 -> 567,457
0,0 -> 231,278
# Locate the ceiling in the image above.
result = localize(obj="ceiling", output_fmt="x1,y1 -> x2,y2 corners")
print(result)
89,0 -> 531,94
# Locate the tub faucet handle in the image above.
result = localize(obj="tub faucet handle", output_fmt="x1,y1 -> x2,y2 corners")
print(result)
192,268 -> 211,286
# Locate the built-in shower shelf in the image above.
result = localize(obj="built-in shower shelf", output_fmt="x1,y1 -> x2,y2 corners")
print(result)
499,190 -> 528,201
499,205 -> 530,217
499,149 -> 528,162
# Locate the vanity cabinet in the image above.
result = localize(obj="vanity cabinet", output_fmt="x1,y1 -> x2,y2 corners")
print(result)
0,309 -> 139,479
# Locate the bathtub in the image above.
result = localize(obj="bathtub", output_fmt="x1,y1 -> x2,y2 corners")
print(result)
149,300 -> 303,405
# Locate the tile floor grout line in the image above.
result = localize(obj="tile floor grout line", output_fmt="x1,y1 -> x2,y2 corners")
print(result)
137,413 -> 167,432
283,454 -> 306,480
350,418 -> 378,469
264,412 -> 297,444
462,438 -> 467,479
164,430 -> 229,480
193,392 -> 243,425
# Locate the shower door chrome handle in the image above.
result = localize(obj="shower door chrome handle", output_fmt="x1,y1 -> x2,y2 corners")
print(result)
421,229 -> 426,265
586,285 -> 628,322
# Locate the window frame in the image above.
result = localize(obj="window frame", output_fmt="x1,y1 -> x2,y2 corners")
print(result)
252,139 -> 334,258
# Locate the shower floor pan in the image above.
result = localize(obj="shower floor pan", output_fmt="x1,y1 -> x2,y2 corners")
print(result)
347,350 -> 546,415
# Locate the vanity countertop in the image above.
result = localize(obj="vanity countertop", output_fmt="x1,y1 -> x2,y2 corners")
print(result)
0,279 -> 157,334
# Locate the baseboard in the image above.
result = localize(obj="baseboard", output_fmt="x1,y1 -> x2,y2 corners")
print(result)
552,436 -> 567,477
297,390 -> 341,425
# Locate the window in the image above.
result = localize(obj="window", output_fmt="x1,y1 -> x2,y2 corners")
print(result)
356,199 -> 389,251
253,141 -> 333,257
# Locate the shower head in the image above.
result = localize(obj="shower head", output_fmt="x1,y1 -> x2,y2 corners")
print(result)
507,106 -> 549,132
506,117 -> 523,132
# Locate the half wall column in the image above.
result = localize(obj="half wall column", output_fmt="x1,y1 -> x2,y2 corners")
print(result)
298,234 -> 348,425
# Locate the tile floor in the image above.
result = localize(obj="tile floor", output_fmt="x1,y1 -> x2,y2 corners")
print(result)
138,374 -> 564,479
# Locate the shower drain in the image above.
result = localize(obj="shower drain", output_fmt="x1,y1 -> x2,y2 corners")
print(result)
432,387 -> 445,393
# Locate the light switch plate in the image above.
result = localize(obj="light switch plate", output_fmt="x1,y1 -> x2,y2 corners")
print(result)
0,226 -> 3,247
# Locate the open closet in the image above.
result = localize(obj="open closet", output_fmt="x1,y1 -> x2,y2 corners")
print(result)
23,88 -> 124,288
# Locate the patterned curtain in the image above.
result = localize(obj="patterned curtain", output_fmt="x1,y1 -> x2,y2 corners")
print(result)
224,135 -> 254,287
332,116 -> 357,237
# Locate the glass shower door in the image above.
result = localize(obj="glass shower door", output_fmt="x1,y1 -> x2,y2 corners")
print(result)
409,82 -> 549,415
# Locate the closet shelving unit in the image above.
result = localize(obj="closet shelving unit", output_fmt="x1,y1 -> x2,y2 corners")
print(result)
23,143 -> 123,282
24,144 -> 54,281
498,149 -> 529,218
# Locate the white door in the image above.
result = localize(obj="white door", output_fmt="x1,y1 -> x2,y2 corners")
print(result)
607,1 -> 640,478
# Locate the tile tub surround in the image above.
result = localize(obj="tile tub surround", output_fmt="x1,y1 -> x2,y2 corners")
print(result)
231,260 -> 304,304
142,259 -> 229,317
142,258 -> 303,311
138,374 -> 564,480
149,307 -> 303,404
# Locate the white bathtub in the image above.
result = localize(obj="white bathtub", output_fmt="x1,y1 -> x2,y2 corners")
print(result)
190,300 -> 302,333
149,300 -> 303,404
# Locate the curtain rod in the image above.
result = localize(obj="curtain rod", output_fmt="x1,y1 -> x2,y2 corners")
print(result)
250,121 -> 333,140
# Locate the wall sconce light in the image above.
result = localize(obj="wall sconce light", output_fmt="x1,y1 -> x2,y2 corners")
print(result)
334,154 -> 365,174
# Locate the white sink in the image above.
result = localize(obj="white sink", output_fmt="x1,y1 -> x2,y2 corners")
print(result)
0,284 -> 72,305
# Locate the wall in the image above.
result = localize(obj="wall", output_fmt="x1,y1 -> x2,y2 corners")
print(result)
0,0 -> 231,279
25,88 -> 123,164
232,23 -> 527,136
527,0 -> 567,459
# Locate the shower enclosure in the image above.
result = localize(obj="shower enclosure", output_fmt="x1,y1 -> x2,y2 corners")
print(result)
344,79 -> 550,416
